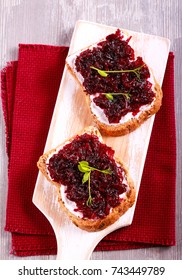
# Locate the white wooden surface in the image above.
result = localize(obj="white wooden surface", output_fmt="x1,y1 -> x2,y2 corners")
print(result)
0,0 -> 181,260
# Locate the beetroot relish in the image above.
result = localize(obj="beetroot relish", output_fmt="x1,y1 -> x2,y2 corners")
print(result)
75,29 -> 155,123
48,133 -> 127,219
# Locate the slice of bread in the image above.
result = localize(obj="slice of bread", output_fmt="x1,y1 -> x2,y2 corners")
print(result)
66,29 -> 162,136
37,126 -> 135,232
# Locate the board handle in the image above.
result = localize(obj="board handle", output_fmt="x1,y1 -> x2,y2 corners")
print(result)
53,220 -> 103,260
52,210 -> 134,260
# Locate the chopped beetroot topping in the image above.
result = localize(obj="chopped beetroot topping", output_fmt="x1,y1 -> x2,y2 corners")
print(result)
48,133 -> 127,219
75,29 -> 155,123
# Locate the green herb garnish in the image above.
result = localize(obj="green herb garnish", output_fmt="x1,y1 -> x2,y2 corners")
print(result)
90,64 -> 144,80
104,92 -> 131,101
78,161 -> 112,206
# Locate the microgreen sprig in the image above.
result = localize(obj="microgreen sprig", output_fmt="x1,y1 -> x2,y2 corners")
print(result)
78,161 -> 112,206
90,64 -> 144,80
104,92 -> 131,101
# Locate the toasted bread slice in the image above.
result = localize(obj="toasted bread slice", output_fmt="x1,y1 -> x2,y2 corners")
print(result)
66,29 -> 162,136
37,126 -> 135,231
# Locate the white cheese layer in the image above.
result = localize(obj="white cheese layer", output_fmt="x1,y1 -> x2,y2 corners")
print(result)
60,184 -> 83,218
90,94 -> 155,125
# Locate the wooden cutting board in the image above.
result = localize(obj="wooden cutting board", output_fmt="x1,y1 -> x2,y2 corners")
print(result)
33,20 -> 170,259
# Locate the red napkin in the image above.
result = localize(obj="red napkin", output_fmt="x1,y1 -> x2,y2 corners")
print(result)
1,44 -> 176,256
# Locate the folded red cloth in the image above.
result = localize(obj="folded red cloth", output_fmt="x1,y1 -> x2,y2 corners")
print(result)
1,44 -> 176,256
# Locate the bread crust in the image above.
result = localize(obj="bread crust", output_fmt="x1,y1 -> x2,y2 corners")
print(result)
37,126 -> 135,232
66,36 -> 163,137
